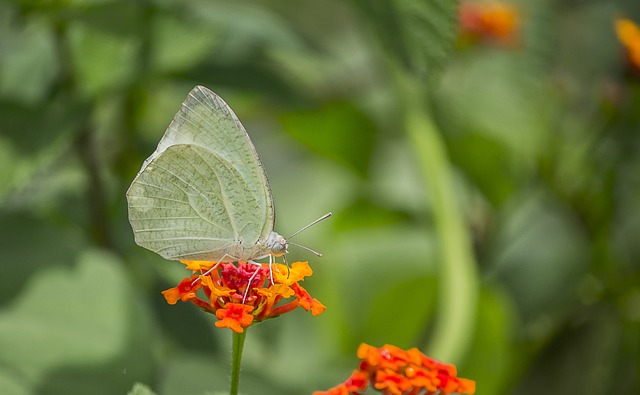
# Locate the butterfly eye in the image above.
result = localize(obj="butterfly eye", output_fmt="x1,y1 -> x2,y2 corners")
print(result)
271,243 -> 287,254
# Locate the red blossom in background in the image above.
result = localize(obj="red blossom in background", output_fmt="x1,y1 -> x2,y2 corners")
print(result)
161,261 -> 325,333
314,343 -> 476,395
615,18 -> 640,71
459,1 -> 520,46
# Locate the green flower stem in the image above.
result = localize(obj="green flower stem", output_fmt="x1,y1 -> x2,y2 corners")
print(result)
230,330 -> 247,395
401,76 -> 479,363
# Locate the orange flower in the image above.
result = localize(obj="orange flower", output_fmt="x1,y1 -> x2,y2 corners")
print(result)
161,275 -> 201,304
315,343 -> 476,395
215,303 -> 255,333
162,261 -> 324,333
254,283 -> 295,317
374,369 -> 411,395
292,283 -> 326,316
459,1 -> 520,46
313,370 -> 368,395
615,18 -> 640,70
358,343 -> 413,371
201,277 -> 233,297
181,260 -> 216,272
273,261 -> 313,285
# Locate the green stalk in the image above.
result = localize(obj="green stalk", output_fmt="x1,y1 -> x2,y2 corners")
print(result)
401,77 -> 479,363
229,330 -> 247,395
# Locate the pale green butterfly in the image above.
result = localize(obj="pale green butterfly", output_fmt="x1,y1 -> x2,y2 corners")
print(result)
126,85 -> 329,264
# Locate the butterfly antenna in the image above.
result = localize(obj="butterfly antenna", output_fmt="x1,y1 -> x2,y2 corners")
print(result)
285,212 -> 332,257
289,242 -> 323,257
287,212 -> 332,240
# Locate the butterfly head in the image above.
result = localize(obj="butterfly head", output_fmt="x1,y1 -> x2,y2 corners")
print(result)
265,231 -> 288,257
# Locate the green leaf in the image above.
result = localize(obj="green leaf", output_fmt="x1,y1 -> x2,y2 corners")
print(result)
436,52 -> 552,163
361,275 -> 437,348
67,22 -> 139,97
488,195 -> 590,323
280,101 -> 376,177
327,225 -> 438,351
178,1 -> 301,59
0,5 -> 58,104
0,369 -> 30,395
0,249 -> 155,394
158,352 -> 230,395
352,0 -> 460,77
127,383 -> 157,395
0,212 -> 86,304
0,96 -> 86,154
447,132 -> 517,206
462,286 -> 517,395
150,13 -> 219,73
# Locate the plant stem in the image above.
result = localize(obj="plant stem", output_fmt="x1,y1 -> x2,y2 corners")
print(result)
230,330 -> 247,395
400,74 -> 479,363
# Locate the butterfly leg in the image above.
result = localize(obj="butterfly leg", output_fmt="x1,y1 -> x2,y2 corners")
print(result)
267,255 -> 290,284
243,261 -> 264,303
191,254 -> 238,286
199,261 -> 221,278
268,254 -> 275,285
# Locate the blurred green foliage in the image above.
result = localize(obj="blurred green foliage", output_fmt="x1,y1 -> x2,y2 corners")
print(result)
1,0 -> 639,394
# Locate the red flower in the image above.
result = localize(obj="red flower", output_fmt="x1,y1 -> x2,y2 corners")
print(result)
459,1 -> 520,46
315,343 -> 476,395
162,260 -> 324,333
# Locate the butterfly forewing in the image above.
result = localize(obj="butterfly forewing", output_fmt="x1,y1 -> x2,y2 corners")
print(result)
127,86 -> 275,261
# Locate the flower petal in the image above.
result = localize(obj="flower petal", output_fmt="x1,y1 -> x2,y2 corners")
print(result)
181,260 -> 216,272
292,283 -> 326,316
215,303 -> 255,333
161,276 -> 201,304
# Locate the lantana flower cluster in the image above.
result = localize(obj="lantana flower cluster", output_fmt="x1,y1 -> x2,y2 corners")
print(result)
459,1 -> 520,46
162,260 -> 325,333
314,343 -> 476,395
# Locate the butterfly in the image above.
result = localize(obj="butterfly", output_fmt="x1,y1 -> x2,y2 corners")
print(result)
126,86 -> 329,264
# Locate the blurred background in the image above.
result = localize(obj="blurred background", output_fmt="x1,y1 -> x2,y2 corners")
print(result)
1,0 -> 639,394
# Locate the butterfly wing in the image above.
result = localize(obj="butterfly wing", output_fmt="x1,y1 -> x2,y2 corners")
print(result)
126,86 -> 275,261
